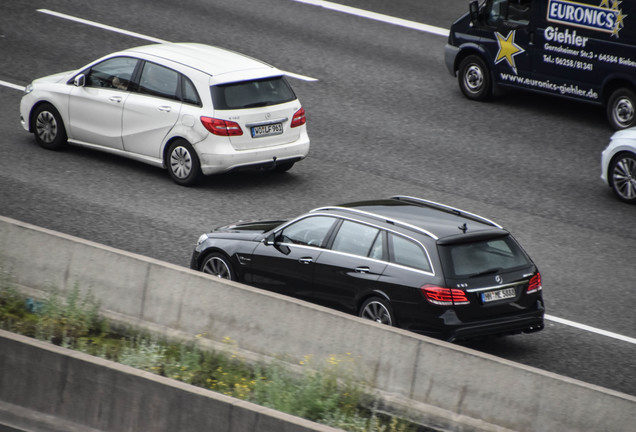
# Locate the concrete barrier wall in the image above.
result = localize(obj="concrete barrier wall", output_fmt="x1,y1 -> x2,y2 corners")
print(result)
1,215 -> 634,432
0,330 -> 339,432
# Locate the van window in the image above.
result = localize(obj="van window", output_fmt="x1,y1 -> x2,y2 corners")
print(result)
486,0 -> 531,27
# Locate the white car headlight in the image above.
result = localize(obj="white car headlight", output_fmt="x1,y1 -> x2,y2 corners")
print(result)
197,233 -> 209,245
24,83 -> 33,95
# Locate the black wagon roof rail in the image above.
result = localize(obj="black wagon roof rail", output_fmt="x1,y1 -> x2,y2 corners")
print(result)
309,206 -> 439,240
390,195 -> 503,229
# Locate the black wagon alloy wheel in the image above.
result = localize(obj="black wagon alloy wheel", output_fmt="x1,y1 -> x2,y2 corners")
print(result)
359,297 -> 395,326
200,253 -> 234,280
610,153 -> 636,203
32,103 -> 67,150
167,139 -> 201,186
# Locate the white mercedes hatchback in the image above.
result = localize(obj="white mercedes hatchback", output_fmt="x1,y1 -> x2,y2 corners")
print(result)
20,43 -> 310,185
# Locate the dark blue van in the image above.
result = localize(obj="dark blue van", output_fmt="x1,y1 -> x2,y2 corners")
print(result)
445,0 -> 636,129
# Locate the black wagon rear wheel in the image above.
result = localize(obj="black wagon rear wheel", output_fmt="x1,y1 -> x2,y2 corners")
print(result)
359,297 -> 395,326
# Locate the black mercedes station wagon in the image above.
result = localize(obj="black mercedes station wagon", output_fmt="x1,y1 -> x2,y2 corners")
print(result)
190,196 -> 545,341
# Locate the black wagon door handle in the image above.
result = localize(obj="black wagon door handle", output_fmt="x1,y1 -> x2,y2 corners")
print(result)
299,257 -> 313,264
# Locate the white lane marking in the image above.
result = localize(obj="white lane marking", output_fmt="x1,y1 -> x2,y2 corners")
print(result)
293,0 -> 450,37
37,9 -> 168,43
545,314 -> 636,345
0,80 -> 25,91
36,9 -> 318,82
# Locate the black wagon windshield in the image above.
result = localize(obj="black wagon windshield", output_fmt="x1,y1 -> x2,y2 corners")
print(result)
211,76 -> 297,110
438,235 -> 532,278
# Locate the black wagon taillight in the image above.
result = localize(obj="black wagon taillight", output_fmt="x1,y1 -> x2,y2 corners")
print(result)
527,272 -> 542,294
421,284 -> 470,306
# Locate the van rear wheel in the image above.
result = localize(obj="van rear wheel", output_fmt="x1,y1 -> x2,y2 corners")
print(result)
607,88 -> 636,130
458,55 -> 491,101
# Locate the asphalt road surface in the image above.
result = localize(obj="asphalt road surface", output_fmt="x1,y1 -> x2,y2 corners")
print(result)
1,0 -> 634,397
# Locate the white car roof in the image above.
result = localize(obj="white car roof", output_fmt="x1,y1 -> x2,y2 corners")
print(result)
121,43 -> 283,83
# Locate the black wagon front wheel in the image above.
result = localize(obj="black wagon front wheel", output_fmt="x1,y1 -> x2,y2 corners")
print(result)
200,252 -> 236,280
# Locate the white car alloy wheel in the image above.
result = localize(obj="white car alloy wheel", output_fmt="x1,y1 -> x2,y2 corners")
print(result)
167,139 -> 201,186
170,145 -> 193,179
36,111 -> 58,144
610,152 -> 636,203
32,103 -> 67,150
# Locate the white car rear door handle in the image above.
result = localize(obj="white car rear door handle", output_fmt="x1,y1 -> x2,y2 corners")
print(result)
158,106 -> 172,112
109,96 -> 123,103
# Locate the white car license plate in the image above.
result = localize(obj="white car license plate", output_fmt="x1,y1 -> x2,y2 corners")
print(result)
251,122 -> 283,138
481,287 -> 516,303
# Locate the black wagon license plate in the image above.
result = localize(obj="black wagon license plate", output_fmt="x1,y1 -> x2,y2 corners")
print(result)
481,287 -> 516,303
251,122 -> 283,138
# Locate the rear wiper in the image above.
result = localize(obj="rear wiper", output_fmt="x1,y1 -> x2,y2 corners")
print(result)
468,267 -> 502,278
241,101 -> 272,108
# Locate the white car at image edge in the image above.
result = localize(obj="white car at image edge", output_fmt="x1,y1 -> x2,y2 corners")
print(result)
601,127 -> 636,203
20,43 -> 310,185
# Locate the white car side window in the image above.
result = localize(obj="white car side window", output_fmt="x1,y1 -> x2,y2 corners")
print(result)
85,57 -> 138,91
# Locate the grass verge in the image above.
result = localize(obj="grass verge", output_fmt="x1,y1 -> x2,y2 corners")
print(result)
0,270 -> 420,432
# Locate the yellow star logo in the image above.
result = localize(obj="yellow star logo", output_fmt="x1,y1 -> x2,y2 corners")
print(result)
600,0 -> 610,7
494,31 -> 525,74
617,11 -> 627,27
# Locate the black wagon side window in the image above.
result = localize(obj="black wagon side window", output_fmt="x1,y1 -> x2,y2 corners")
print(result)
331,220 -> 381,257
138,62 -> 180,101
389,233 -> 432,272
85,57 -> 139,90
277,216 -> 336,247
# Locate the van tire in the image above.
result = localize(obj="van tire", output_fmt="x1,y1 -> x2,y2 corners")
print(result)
607,88 -> 636,130
458,55 -> 491,101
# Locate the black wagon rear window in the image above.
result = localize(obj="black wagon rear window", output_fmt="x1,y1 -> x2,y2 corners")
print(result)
438,236 -> 532,278
211,76 -> 296,110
